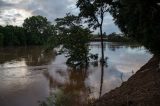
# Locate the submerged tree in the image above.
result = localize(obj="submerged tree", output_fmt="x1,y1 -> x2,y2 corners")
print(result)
109,0 -> 160,53
47,14 -> 92,67
77,0 -> 112,62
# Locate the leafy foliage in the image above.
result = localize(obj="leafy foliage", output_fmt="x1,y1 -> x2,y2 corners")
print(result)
46,14 -> 92,67
77,0 -> 112,29
0,16 -> 54,46
23,15 -> 52,45
23,16 -> 49,34
107,32 -> 132,42
0,25 -> 25,46
76,0 -> 112,62
0,33 -> 4,46
109,0 -> 160,53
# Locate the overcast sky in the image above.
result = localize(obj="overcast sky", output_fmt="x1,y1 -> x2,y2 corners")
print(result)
0,0 -> 120,34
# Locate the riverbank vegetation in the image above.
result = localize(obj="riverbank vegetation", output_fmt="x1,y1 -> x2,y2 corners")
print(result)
0,0 -> 160,106
91,32 -> 135,42
109,0 -> 160,54
107,33 -> 132,42
46,13 -> 92,67
0,16 -> 54,46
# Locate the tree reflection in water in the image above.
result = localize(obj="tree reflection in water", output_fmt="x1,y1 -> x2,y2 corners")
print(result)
41,25 -> 108,105
41,67 -> 90,106
0,46 -> 56,66
0,42 -> 151,106
99,57 -> 108,98
41,48 -> 108,106
99,62 -> 104,98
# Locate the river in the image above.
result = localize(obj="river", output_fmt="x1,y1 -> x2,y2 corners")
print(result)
0,42 -> 152,106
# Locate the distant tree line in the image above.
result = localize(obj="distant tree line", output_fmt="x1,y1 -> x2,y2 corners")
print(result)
0,16 -> 55,46
91,32 -> 133,42
106,32 -> 133,42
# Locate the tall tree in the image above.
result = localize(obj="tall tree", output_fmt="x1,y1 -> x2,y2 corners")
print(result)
47,14 -> 92,67
77,0 -> 112,62
23,16 -> 50,45
0,33 -> 4,46
23,15 -> 49,34
109,0 -> 160,53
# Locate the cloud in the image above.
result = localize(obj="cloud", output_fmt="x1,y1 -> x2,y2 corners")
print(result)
1,0 -> 26,4
0,0 -> 120,33
0,8 -> 32,26
0,0 -> 14,8
103,13 -> 121,34
92,13 -> 120,34
0,0 -> 10,6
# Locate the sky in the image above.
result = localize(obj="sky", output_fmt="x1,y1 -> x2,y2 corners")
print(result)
0,0 -> 120,34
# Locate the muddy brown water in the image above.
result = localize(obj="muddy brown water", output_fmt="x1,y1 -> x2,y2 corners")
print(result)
0,42 -> 152,106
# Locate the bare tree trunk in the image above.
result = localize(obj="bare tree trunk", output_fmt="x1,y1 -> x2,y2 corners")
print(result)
100,25 -> 104,63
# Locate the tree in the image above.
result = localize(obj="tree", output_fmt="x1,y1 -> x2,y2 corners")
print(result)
0,26 -> 4,46
109,0 -> 160,53
0,25 -> 27,46
0,33 -> 4,46
77,0 -> 112,62
14,26 -> 27,46
23,15 -> 49,34
0,16 -> 55,46
47,14 -> 92,67
2,25 -> 19,46
23,16 -> 50,45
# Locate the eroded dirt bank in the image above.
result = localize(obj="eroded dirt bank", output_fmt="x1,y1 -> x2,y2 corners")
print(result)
93,55 -> 160,106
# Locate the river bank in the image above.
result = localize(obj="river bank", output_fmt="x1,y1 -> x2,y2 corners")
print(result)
93,55 -> 160,106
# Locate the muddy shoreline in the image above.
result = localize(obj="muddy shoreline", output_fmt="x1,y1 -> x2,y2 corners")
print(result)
93,55 -> 160,106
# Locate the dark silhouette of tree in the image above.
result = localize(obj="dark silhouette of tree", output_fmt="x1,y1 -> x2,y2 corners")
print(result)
23,16 -> 51,45
0,33 -> 4,46
77,0 -> 112,62
47,14 -> 92,67
109,0 -> 160,53
0,16 -> 55,46
23,16 -> 49,35
1,25 -> 20,46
